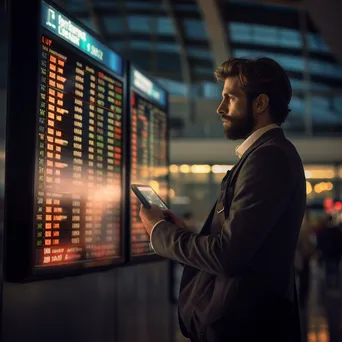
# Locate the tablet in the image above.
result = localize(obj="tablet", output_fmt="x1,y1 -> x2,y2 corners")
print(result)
131,184 -> 168,209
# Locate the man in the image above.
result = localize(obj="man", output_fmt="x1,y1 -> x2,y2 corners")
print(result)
140,57 -> 306,342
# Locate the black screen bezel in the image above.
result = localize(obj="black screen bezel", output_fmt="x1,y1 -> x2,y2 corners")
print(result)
4,0 -> 128,282
125,62 -> 170,265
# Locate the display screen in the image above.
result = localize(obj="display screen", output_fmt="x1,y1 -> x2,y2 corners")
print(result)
135,186 -> 168,209
130,68 -> 169,257
34,2 -> 125,268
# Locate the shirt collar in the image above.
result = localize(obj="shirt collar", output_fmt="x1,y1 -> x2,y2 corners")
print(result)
235,124 -> 280,159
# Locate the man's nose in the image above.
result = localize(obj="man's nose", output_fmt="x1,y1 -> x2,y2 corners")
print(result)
217,104 -> 226,116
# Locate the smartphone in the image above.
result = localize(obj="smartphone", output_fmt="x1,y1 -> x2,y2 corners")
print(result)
131,184 -> 168,209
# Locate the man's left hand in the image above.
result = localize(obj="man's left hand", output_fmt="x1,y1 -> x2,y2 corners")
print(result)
139,204 -> 165,236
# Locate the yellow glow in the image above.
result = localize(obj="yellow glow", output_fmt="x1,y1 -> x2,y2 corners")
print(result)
306,181 -> 312,195
304,167 -> 336,179
168,188 -> 175,198
149,180 -> 159,193
211,164 -> 234,173
318,330 -> 329,342
314,181 -> 334,194
169,164 -> 179,173
190,164 -> 211,174
307,331 -> 316,342
179,164 -> 191,173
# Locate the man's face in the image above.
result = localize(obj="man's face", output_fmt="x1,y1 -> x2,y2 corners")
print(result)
216,77 -> 255,140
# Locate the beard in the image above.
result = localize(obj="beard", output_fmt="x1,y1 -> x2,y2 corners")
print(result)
222,102 -> 255,140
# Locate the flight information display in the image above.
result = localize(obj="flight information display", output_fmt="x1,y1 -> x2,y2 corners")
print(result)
34,2 -> 125,269
130,68 -> 169,257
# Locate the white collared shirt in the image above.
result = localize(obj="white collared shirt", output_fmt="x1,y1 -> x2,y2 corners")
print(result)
235,124 -> 280,159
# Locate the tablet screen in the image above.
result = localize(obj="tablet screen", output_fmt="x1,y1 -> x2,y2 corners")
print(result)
136,186 -> 168,209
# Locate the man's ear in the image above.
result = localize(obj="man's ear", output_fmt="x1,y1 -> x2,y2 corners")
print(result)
255,94 -> 269,114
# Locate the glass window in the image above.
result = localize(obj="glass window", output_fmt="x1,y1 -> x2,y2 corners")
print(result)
65,0 -> 84,11
157,55 -> 181,72
202,82 -> 221,98
125,2 -> 161,10
229,23 -> 301,49
157,78 -> 187,96
229,22 -> 252,42
187,48 -> 212,59
156,42 -> 179,53
333,96 -> 342,112
174,3 -> 199,12
233,49 -> 304,72
103,17 -> 125,34
130,40 -> 151,50
108,42 -> 126,54
183,19 -> 208,39
307,33 -> 330,53
278,28 -> 301,49
128,16 -> 151,33
290,79 -> 304,91
251,24 -> 278,45
78,18 -> 96,34
309,60 -> 342,79
193,66 -> 213,75
311,97 -> 342,123
290,97 -> 305,115
156,17 -> 175,35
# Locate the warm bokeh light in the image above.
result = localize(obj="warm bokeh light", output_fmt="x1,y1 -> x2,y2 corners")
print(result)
190,164 -> 211,173
169,164 -> 179,173
179,164 -> 191,173
168,188 -> 175,198
306,181 -> 312,195
211,164 -> 234,173
149,180 -> 160,193
313,181 -> 334,193
304,167 -> 336,179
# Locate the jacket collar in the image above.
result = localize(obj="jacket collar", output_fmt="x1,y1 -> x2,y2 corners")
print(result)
227,128 -> 285,186
235,124 -> 280,159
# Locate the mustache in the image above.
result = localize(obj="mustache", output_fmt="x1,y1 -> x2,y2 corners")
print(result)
221,116 -> 232,121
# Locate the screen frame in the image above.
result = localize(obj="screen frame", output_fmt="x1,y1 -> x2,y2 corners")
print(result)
131,184 -> 169,209
4,0 -> 127,282
125,62 -> 170,265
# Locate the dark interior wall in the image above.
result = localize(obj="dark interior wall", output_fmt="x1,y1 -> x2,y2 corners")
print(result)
305,0 -> 342,66
2,260 -> 175,342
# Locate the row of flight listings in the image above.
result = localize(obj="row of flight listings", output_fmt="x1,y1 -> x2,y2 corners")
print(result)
4,0 -> 169,281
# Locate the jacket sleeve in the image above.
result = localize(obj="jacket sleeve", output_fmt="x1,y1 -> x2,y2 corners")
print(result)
150,146 -> 296,277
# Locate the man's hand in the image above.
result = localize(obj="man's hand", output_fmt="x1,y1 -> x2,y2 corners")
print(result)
139,204 -> 165,236
161,209 -> 188,230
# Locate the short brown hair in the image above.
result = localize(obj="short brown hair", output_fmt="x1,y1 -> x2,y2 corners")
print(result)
214,57 -> 292,125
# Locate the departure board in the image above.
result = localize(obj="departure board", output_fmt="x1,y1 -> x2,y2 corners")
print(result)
34,2 -> 125,269
130,67 -> 169,258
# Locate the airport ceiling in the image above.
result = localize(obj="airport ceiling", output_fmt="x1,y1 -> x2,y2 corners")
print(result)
60,0 -> 342,92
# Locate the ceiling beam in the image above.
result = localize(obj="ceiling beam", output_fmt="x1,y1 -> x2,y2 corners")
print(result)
196,0 -> 231,68
163,0 -> 191,85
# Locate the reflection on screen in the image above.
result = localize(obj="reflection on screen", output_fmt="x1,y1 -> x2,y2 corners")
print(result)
131,91 -> 168,256
137,186 -> 168,209
35,31 -> 124,267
